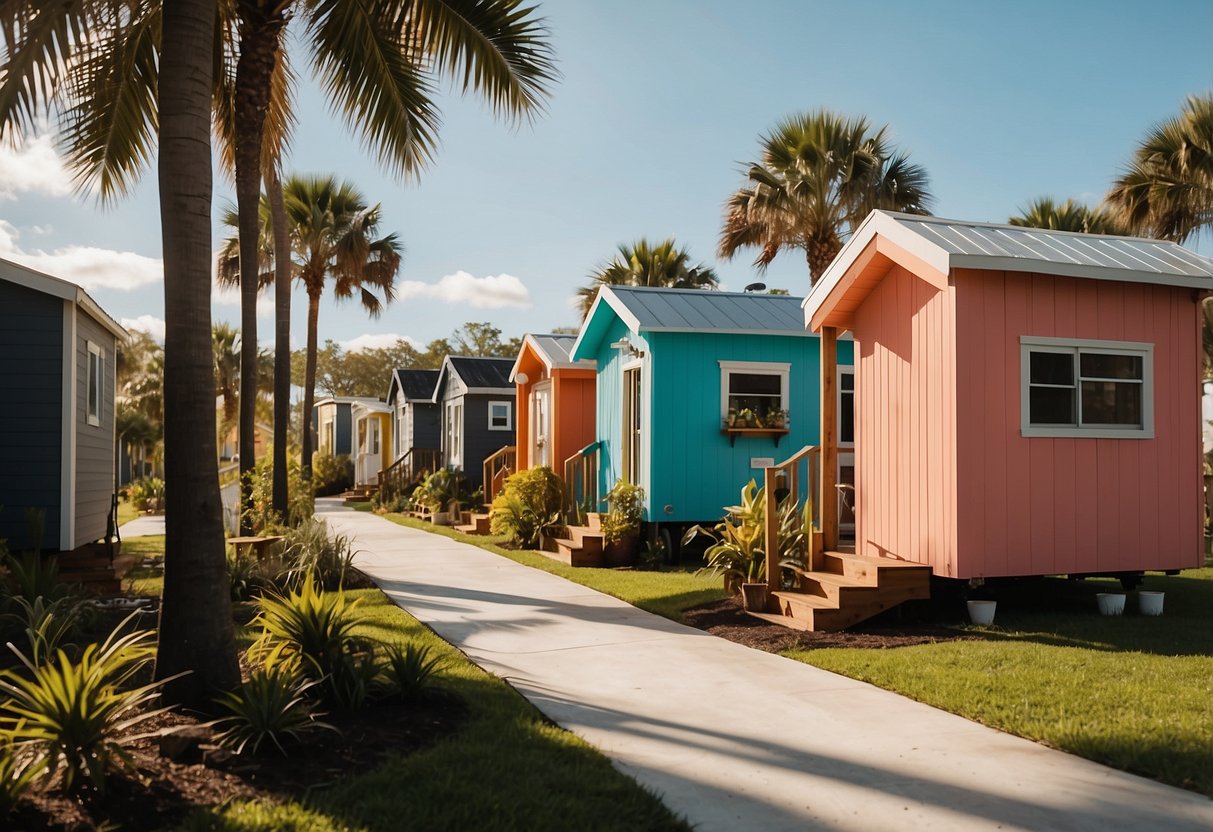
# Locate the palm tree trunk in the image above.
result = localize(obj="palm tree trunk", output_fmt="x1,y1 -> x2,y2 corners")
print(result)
300,287 -> 322,480
156,0 -> 240,706
234,7 -> 284,535
269,165 -> 291,516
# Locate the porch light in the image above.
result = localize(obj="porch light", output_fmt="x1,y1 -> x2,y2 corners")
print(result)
610,337 -> 645,359
515,372 -> 529,384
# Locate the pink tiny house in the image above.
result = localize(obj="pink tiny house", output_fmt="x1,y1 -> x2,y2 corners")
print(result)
803,211 -> 1213,581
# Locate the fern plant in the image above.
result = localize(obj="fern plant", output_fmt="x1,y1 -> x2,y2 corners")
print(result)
0,618 -> 173,792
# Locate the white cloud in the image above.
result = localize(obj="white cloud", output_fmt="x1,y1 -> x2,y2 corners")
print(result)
120,315 -> 166,341
0,134 -> 75,199
0,220 -> 162,292
340,333 -> 421,352
396,271 -> 531,309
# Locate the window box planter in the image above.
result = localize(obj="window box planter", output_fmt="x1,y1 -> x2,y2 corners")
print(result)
721,426 -> 790,447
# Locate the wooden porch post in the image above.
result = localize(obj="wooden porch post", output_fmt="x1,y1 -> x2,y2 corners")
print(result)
764,466 -> 779,603
821,326 -> 839,555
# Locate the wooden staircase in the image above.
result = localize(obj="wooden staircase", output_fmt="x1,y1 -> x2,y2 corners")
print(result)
548,513 -> 606,567
753,550 -> 930,631
454,510 -> 493,535
57,541 -> 137,595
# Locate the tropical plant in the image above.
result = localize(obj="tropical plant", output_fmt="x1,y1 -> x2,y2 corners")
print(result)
322,643 -> 382,710
310,451 -> 354,497
578,238 -> 719,318
381,643 -> 444,701
683,479 -> 768,591
719,109 -> 932,284
1008,197 -> 1126,234
0,619 -> 173,792
3,552 -> 69,605
241,454 -> 314,533
129,477 -> 166,513
414,467 -> 467,514
212,654 -> 329,756
279,519 -> 359,592
0,737 -> 45,816
601,480 -> 644,543
213,323 -> 242,436
1106,93 -> 1213,245
2,596 -> 87,667
489,467 -> 564,546
252,578 -> 361,684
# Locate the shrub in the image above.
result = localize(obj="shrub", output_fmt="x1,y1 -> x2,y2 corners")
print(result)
252,578 -> 361,684
381,643 -> 443,701
280,519 -> 357,592
322,644 -> 381,710
601,480 -> 644,542
227,548 -> 280,603
413,467 -> 466,513
129,477 -> 165,512
242,454 -> 315,533
0,618 -> 171,792
4,552 -> 71,605
213,654 -> 329,755
311,453 -> 354,497
489,467 -> 563,547
2,596 -> 87,666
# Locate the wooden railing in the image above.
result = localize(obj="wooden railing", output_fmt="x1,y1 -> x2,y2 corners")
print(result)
563,441 -> 600,523
483,445 -> 516,504
378,447 -> 442,501
763,445 -> 822,595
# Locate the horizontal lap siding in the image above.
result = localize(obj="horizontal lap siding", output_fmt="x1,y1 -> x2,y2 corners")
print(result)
853,265 -> 957,573
0,283 -> 63,549
954,270 -> 1202,576
74,311 -> 116,546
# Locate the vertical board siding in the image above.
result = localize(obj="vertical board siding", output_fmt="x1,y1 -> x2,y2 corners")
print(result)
0,281 -> 63,549
74,310 -> 116,546
592,317 -> 637,511
954,270 -> 1203,576
552,372 -> 596,474
853,265 -> 957,572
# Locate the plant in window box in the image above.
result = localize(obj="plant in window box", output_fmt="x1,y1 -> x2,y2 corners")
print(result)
725,406 -> 738,429
766,409 -> 787,429
600,480 -> 644,566
737,408 -> 757,428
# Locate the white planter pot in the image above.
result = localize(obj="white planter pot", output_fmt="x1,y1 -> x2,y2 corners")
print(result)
1096,592 -> 1126,616
966,600 -> 996,625
1137,591 -> 1165,616
431,511 -> 450,526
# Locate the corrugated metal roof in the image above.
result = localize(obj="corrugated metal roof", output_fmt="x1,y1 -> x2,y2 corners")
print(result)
604,286 -> 809,335
527,333 -> 578,366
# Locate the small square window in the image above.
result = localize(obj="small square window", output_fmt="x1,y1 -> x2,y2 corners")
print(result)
488,401 -> 512,431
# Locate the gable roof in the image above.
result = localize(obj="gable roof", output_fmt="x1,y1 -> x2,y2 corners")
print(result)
432,355 -> 515,400
510,333 -> 595,381
805,211 -> 1213,330
571,285 -> 809,360
0,256 -> 127,339
387,368 -> 439,403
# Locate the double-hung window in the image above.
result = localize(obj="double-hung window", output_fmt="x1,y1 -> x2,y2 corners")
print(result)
719,361 -> 790,424
1020,336 -> 1152,438
488,400 -> 512,431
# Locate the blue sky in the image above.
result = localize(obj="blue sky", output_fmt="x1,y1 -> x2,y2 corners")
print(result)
2,0 -> 1210,351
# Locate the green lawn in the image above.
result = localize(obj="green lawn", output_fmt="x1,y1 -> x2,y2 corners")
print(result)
382,514 -> 725,621
116,498 -> 140,527
179,588 -> 689,832
388,516 -> 1213,797
120,534 -> 165,598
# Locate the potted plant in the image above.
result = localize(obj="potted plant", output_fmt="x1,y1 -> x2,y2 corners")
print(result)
600,480 -> 644,565
739,408 -> 757,428
726,406 -> 738,428
683,479 -> 768,610
766,409 -> 787,429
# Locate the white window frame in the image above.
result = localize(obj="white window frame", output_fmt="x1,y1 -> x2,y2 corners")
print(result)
86,341 -> 103,427
446,401 -> 463,465
1019,336 -> 1153,439
488,400 -> 513,432
718,360 -> 790,422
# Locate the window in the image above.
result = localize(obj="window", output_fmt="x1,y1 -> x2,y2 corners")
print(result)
87,342 -> 103,427
488,400 -> 512,431
839,367 -> 855,446
1020,337 -> 1152,438
446,402 -> 462,464
719,361 -> 790,423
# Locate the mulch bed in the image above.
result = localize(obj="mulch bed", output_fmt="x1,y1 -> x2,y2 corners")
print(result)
681,595 -> 978,652
10,691 -> 467,831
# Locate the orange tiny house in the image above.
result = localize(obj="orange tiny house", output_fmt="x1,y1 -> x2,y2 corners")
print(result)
510,333 -> 597,478
803,211 -> 1213,581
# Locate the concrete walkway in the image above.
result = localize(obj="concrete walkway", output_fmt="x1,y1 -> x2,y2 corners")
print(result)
317,500 -> 1213,832
118,513 -> 164,537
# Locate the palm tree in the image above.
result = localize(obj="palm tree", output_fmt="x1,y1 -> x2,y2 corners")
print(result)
578,238 -> 719,318
719,110 -> 932,285
213,324 -> 242,436
282,175 -> 402,478
1009,197 -> 1127,235
1106,93 -> 1213,245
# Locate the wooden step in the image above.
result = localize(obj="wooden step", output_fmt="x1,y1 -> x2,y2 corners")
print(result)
822,551 -> 932,585
794,571 -> 876,604
564,525 -> 603,553
551,538 -> 604,568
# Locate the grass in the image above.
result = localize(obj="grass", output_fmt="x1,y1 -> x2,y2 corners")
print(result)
179,588 -> 689,831
382,514 -> 725,621
120,534 -> 165,598
116,498 -> 140,527
389,515 -> 1213,796
790,571 -> 1213,797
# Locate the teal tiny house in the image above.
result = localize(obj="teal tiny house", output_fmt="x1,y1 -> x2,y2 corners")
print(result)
570,286 -> 853,538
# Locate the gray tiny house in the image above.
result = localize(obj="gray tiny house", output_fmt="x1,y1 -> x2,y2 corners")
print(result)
0,258 -> 126,552
311,396 -> 382,457
385,368 -> 440,461
432,356 -> 516,492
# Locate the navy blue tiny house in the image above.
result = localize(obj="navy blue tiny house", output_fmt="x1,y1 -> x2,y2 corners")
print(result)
431,356 -> 516,492
385,368 -> 440,461
0,258 -> 126,552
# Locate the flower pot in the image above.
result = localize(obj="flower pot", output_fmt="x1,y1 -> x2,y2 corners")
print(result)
966,599 -> 997,625
1096,592 -> 1126,616
431,511 -> 449,526
740,582 -> 769,612
1137,591 -> 1165,616
604,532 -> 639,567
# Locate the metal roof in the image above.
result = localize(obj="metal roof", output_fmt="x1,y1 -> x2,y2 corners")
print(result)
805,211 -> 1213,325
602,286 -> 808,335
389,368 -> 439,402
527,333 -> 578,366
